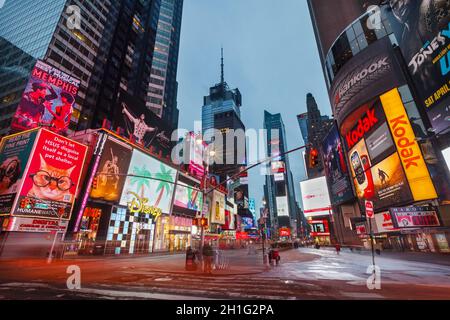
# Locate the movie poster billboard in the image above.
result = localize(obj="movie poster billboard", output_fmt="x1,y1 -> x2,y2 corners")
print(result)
321,124 -> 354,205
90,136 -> 133,202
120,149 -> 176,215
211,190 -> 225,225
11,60 -> 81,135
173,182 -> 203,212
0,130 -> 38,214
12,129 -> 88,220
386,0 -> 450,133
113,91 -> 175,158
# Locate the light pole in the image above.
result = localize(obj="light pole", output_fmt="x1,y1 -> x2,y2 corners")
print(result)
198,136 -> 215,256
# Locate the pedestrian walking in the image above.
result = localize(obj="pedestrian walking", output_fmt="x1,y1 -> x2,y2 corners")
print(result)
185,247 -> 197,271
272,249 -> 280,266
335,243 -> 341,255
202,242 -> 214,275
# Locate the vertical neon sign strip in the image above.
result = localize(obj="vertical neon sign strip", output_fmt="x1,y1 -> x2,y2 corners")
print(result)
73,133 -> 107,232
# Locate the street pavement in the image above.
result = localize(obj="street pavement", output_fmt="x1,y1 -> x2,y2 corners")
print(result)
0,247 -> 449,300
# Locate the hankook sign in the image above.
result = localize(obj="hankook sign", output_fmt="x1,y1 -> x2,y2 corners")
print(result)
330,37 -> 405,126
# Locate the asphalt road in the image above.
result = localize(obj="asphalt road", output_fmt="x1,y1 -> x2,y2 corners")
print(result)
0,248 -> 449,300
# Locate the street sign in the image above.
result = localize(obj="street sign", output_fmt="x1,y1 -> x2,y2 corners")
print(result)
365,200 -> 374,219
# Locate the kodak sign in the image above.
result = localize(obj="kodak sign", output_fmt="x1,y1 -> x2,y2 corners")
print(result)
380,89 -> 437,201
345,108 -> 379,149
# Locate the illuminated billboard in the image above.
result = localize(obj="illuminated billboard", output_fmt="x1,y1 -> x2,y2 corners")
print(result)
385,1 -> 450,133
308,219 -> 330,237
90,136 -> 133,202
342,90 -> 437,211
12,129 -> 88,220
11,60 -> 80,135
120,150 -> 176,215
390,206 -> 441,229
381,89 -> 437,201
321,124 -> 354,205
186,132 -> 206,180
276,196 -> 289,217
173,182 -> 203,212
211,190 -> 225,225
113,91 -> 175,158
300,177 -> 332,217
0,130 -> 38,214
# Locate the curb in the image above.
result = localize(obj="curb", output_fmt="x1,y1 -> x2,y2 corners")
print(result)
140,269 -> 267,277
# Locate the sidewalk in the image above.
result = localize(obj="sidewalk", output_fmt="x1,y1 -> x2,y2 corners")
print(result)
316,246 -> 450,266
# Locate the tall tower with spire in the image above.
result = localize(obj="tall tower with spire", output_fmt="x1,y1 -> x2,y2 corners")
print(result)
201,48 -> 242,135
201,48 -> 252,225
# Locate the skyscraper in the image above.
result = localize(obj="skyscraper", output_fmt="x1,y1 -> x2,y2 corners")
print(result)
301,93 -> 334,179
264,110 -> 298,238
202,49 -> 242,136
0,0 -> 183,136
201,51 -> 250,220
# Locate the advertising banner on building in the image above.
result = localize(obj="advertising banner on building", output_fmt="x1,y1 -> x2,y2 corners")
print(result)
0,130 -> 38,214
374,211 -> 399,234
113,91 -> 175,159
90,136 -> 133,202
12,129 -> 87,220
370,153 -> 412,209
276,196 -> 289,217
321,124 -> 354,205
381,89 -> 437,201
330,37 -> 406,126
390,206 -> 441,229
6,216 -> 68,233
300,177 -> 332,217
11,60 -> 80,135
173,182 -> 203,212
211,190 -> 225,225
120,150 -> 176,215
309,219 -> 330,237
386,1 -> 450,133
343,95 -> 420,211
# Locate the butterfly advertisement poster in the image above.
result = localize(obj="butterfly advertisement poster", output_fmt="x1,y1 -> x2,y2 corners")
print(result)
12,129 -> 88,220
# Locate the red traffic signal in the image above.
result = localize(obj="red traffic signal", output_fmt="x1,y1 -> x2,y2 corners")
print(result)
309,148 -> 319,168
200,217 -> 208,227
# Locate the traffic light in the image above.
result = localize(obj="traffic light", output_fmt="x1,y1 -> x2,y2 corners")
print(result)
200,217 -> 208,228
309,148 -> 319,168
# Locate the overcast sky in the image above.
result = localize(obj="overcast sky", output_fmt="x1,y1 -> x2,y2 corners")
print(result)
177,0 -> 332,214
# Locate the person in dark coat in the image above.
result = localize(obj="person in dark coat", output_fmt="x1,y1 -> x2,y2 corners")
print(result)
202,243 -> 214,274
185,247 -> 197,271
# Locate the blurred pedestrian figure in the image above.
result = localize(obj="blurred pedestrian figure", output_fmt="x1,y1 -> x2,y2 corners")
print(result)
202,242 -> 214,275
272,249 -> 280,266
315,243 -> 321,250
268,249 -> 274,266
185,246 -> 197,271
335,243 -> 341,255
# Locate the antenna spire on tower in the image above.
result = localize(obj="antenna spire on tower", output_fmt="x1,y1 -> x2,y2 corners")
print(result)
221,47 -> 224,85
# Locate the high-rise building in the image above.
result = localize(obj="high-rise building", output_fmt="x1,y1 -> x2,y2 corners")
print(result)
201,51 -> 251,221
264,110 -> 298,238
202,50 -> 242,136
302,93 -> 334,179
0,0 -> 183,136
309,0 -> 450,251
